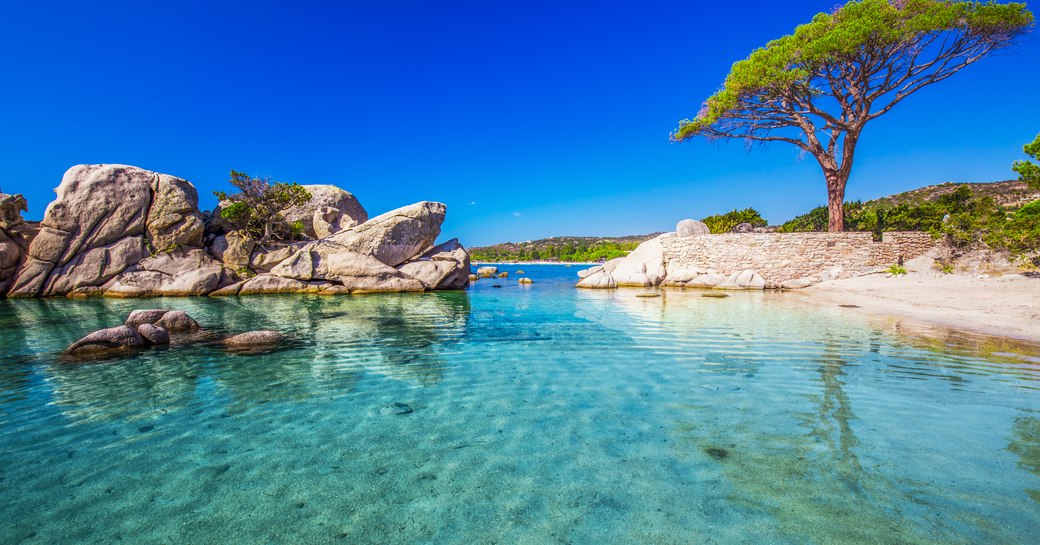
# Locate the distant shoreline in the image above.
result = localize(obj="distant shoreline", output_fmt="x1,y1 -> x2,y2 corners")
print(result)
472,261 -> 601,266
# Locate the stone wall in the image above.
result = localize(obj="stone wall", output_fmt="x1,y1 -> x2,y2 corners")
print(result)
660,231 -> 938,286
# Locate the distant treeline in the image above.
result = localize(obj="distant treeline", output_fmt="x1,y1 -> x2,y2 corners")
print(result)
471,235 -> 657,263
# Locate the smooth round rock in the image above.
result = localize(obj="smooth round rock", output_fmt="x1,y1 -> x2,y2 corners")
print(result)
66,325 -> 146,355
223,330 -> 287,347
137,323 -> 170,345
155,310 -> 199,333
125,309 -> 170,328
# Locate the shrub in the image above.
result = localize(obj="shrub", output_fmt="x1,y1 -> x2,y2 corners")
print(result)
214,170 -> 312,243
700,208 -> 768,234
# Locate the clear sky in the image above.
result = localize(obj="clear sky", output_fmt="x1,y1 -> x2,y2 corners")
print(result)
1,1 -> 1038,246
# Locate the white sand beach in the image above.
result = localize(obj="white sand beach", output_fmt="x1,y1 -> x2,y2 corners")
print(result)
806,269 -> 1040,343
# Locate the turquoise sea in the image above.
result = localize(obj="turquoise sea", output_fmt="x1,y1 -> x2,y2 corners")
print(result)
1,264 -> 1038,544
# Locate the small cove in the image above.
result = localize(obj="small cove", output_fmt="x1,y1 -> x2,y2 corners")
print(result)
1,264 -> 1038,544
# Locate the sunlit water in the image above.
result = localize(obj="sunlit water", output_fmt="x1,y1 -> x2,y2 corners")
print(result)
1,264 -> 1039,544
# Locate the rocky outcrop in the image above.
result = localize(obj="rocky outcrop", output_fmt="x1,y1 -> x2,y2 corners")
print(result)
576,227 -> 772,291
3,164 -> 470,298
395,239 -> 471,290
0,193 -> 34,293
208,231 -> 256,271
105,249 -> 226,297
577,234 -> 669,288
282,185 -> 367,239
8,165 -> 205,297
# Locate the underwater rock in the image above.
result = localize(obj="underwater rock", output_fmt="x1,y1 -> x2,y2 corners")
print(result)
223,330 -> 287,347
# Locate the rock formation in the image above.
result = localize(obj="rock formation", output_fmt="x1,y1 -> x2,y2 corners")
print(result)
282,185 -> 367,239
2,164 -> 470,298
576,225 -> 771,291
0,193 -> 35,293
65,309 -> 285,358
676,219 -> 710,237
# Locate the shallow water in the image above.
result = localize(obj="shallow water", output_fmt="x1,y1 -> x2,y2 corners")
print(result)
1,264 -> 1039,544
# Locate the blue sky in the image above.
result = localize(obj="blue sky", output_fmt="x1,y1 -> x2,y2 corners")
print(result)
1,1 -> 1038,246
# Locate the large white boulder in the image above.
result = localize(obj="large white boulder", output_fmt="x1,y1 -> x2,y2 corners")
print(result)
676,219 -> 710,237
8,165 -> 204,297
105,249 -> 227,297
282,184 -> 368,239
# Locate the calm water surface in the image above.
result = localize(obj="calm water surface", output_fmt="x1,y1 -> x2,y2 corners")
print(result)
1,264 -> 1038,544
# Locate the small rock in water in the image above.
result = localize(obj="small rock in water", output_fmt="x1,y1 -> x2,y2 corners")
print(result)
65,325 -> 146,356
155,310 -> 199,333
492,284 -> 503,288
125,309 -> 170,328
514,270 -> 525,274
379,402 -> 413,416
839,304 -> 861,308
223,330 -> 287,347
704,446 -> 730,460
518,278 -> 533,284
635,293 -> 661,298
137,323 -> 170,346
702,292 -> 729,298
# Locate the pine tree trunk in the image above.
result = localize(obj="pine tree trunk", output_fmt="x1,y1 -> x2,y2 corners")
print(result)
825,170 -> 848,232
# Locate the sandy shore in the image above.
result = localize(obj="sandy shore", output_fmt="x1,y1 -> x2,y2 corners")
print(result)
804,269 -> 1040,343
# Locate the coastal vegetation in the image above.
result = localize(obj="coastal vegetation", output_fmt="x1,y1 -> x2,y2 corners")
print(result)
214,170 -> 313,243
1014,133 -> 1040,189
470,235 -> 656,263
671,0 -> 1034,231
779,184 -> 1040,258
700,208 -> 767,234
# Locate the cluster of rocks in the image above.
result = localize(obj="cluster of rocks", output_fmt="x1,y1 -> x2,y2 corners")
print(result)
0,164 -> 470,298
576,219 -> 797,291
470,266 -> 532,285
65,308 -> 286,357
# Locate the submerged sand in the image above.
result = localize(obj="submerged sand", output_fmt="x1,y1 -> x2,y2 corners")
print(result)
805,269 -> 1040,343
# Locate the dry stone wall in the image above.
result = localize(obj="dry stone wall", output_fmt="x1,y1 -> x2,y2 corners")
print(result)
660,231 -> 938,286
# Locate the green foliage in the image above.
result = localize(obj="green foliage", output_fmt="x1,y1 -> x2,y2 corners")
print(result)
700,208 -> 767,234
935,260 -> 955,274
219,201 -> 251,226
886,264 -> 908,276
471,235 -> 658,263
214,170 -> 312,242
289,220 -> 305,240
1013,133 -> 1040,189
781,186 -> 1040,256
672,0 -> 1033,141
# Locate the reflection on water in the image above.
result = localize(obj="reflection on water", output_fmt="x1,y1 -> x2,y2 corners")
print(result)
1,266 -> 1039,545
1010,415 -> 1040,503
